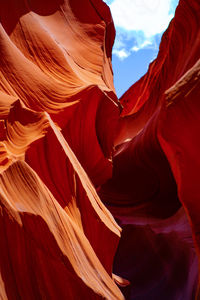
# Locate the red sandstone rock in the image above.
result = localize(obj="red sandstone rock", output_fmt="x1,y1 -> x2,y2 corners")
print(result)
0,0 -> 200,299
116,0 -> 200,145
100,0 -> 200,298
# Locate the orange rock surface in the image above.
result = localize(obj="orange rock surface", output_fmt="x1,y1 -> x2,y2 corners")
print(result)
0,0 -> 123,299
0,0 -> 200,299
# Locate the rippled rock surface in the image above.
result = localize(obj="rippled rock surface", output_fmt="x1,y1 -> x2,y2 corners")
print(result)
0,0 -> 200,299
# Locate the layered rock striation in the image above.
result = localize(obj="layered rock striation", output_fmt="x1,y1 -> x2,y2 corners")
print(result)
0,0 -> 200,299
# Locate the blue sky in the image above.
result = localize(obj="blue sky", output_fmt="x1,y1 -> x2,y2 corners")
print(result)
104,0 -> 179,97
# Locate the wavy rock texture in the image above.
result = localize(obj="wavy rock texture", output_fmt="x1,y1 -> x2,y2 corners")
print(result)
99,0 -> 200,299
0,0 -> 123,299
0,0 -> 200,299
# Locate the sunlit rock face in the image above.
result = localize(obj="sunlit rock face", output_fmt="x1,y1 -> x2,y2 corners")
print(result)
0,1 -> 123,299
0,0 -> 200,299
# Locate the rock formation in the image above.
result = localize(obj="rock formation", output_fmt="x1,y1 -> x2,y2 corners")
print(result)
0,0 -> 200,299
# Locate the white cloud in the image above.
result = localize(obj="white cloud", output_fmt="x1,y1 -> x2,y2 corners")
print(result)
131,45 -> 140,52
113,48 -> 130,60
131,39 -> 153,52
107,0 -> 178,59
110,0 -> 174,37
